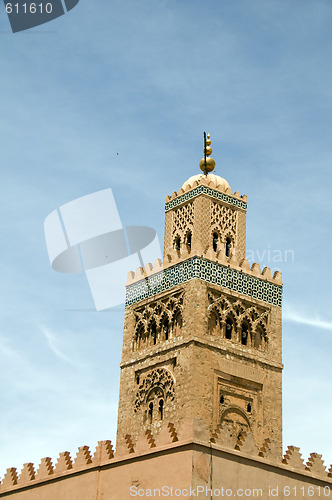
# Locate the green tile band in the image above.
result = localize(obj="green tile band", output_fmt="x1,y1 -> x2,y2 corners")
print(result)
125,257 -> 282,307
165,185 -> 247,212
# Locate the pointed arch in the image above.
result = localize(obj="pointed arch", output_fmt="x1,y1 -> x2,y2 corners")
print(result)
208,307 -> 221,336
225,311 -> 237,340
254,322 -> 268,349
172,308 -> 182,338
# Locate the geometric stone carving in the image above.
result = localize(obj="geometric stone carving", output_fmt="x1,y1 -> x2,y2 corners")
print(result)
54,452 -> 73,473
167,423 -> 178,443
145,430 -> 156,448
36,458 -> 53,479
135,430 -> 156,453
305,453 -> 327,476
73,446 -> 92,469
258,438 -> 279,461
1,468 -> 18,489
124,434 -> 135,454
210,422 -> 236,449
165,185 -> 247,213
282,446 -> 305,470
18,463 -> 35,484
135,368 -> 175,412
235,430 -> 259,455
92,440 -> 114,465
156,421 -> 178,447
126,257 -> 282,308
115,434 -> 135,456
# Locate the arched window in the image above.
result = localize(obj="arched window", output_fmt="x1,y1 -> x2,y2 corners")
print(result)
162,318 -> 169,341
247,403 -> 252,413
186,231 -> 192,250
135,324 -> 145,349
174,236 -> 181,251
173,311 -> 182,337
208,311 -> 219,336
255,325 -> 267,349
254,325 -> 262,349
241,322 -> 249,345
150,322 -> 157,345
148,402 -> 153,423
158,399 -> 164,420
213,232 -> 219,252
225,317 -> 233,340
226,237 -> 232,257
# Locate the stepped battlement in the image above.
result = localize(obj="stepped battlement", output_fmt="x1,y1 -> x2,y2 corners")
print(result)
1,420 -> 331,496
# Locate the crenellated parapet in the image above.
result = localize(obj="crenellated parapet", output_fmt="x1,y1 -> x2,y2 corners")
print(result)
0,440 -> 114,495
125,256 -> 282,308
1,423 -> 331,496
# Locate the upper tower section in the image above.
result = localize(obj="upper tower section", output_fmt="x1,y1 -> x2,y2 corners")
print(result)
163,134 -> 247,266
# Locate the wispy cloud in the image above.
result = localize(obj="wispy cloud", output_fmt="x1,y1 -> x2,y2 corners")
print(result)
283,308 -> 332,332
39,326 -> 76,364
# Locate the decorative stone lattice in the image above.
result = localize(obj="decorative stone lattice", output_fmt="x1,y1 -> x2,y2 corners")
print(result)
236,211 -> 246,261
135,368 -> 175,413
172,202 -> 194,236
207,292 -> 269,349
133,292 -> 183,351
196,195 -> 211,252
211,202 -> 237,240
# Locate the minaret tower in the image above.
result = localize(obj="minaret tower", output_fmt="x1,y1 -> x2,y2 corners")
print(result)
116,134 -> 283,455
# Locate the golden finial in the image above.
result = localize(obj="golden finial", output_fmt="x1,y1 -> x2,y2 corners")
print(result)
199,132 -> 215,174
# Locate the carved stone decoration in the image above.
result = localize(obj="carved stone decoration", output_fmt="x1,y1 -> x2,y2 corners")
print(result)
134,368 -> 175,413
133,292 -> 184,351
207,290 -> 269,350
172,202 -> 194,238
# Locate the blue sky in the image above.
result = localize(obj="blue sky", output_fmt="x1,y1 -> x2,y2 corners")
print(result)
0,0 -> 332,476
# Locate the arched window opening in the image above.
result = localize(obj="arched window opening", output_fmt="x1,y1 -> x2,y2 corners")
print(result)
226,237 -> 232,257
241,322 -> 249,346
148,402 -> 153,423
174,236 -> 181,251
162,318 -> 169,341
220,394 -> 225,404
173,311 -> 182,337
255,326 -> 263,349
136,375 -> 140,384
213,232 -> 219,252
225,317 -> 233,340
136,324 -> 145,349
150,322 -> 157,345
208,311 -> 219,336
186,232 -> 192,250
247,403 -> 252,413
158,399 -> 164,420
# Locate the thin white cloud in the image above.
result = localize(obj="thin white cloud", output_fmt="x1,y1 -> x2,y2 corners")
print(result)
283,308 -> 332,332
39,326 -> 75,364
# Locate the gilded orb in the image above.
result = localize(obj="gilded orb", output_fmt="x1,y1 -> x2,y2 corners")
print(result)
199,157 -> 215,173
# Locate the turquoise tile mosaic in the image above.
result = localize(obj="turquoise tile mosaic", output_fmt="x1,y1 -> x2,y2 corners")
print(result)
125,257 -> 282,308
165,185 -> 247,212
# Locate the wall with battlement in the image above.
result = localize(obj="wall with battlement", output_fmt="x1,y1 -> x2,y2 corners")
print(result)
0,419 -> 331,499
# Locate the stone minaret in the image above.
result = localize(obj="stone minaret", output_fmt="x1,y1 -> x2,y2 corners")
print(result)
116,134 -> 283,456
